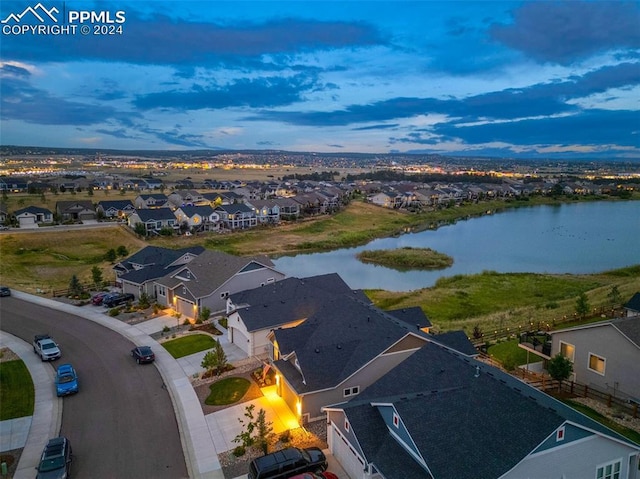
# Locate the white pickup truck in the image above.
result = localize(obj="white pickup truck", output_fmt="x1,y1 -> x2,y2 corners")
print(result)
33,334 -> 61,361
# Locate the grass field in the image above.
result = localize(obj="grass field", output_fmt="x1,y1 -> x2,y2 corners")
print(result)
161,334 -> 218,359
0,360 -> 35,420
205,377 -> 251,406
357,247 -> 453,270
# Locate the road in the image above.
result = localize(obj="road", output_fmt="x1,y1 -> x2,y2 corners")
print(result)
0,297 -> 188,478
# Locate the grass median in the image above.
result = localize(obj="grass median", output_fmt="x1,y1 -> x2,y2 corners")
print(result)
162,334 -> 218,359
0,360 -> 35,420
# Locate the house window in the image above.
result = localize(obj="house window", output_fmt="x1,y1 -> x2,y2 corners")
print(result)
182,286 -> 187,295
343,386 -> 360,397
596,459 -> 621,479
560,341 -> 575,362
392,413 -> 399,428
556,426 -> 565,441
588,353 -> 606,375
344,420 -> 349,432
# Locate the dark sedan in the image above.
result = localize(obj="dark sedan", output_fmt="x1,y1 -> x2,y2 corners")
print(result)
131,346 -> 155,364
0,286 -> 10,297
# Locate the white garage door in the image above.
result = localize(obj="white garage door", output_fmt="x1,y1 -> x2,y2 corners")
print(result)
18,217 -> 36,228
176,298 -> 194,319
330,423 -> 364,479
230,327 -> 250,355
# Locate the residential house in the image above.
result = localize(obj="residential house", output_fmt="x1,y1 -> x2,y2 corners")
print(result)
550,316 -> 640,401
215,203 -> 257,230
96,200 -> 135,219
154,250 -> 286,318
0,177 -> 29,192
270,295 -> 438,423
55,201 -> 96,221
133,194 -> 170,209
624,292 -> 640,317
273,198 -> 300,220
226,273 -> 361,357
0,203 -> 8,224
128,208 -> 177,235
368,190 -> 401,208
168,190 -> 206,208
173,205 -> 220,232
246,199 -> 281,224
13,206 -> 54,228
115,245 -> 205,299
323,341 -> 640,479
122,178 -> 163,190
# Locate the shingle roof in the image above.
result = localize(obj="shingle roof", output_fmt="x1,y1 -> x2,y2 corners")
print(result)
177,205 -> 214,217
121,246 -> 204,271
611,315 -> 640,348
273,295 -> 421,393
341,342 -> 638,479
159,250 -> 276,299
624,292 -> 640,312
14,205 -> 52,215
427,330 -> 478,356
134,208 -> 176,221
387,306 -> 432,329
97,200 -> 134,210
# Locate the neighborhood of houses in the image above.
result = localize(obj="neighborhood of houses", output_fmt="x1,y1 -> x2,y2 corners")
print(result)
0,173 -> 635,233
109,242 -> 640,479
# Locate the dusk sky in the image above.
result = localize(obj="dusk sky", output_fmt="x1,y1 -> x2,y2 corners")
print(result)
1,1 -> 639,159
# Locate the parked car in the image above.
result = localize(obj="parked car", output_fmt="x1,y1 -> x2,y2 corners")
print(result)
288,472 -> 339,479
103,292 -> 134,308
0,286 -> 10,297
36,436 -> 72,479
33,334 -> 61,361
91,291 -> 112,305
248,447 -> 327,479
55,363 -> 79,397
131,346 -> 155,364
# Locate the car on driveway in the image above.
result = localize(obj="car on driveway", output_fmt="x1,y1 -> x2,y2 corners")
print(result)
103,292 -> 135,308
248,447 -> 328,479
91,291 -> 112,305
55,363 -> 79,397
36,436 -> 73,479
0,286 -> 10,297
131,346 -> 155,364
288,472 -> 339,479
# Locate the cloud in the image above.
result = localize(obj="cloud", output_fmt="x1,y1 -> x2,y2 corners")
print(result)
490,1 -> 640,65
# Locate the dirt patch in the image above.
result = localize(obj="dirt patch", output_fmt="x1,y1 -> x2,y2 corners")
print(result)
0,449 -> 21,478
0,347 -> 20,362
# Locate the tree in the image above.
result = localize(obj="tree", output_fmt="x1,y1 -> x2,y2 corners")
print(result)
254,408 -> 274,455
607,286 -> 621,308
104,248 -> 117,263
547,354 -> 573,392
472,325 -> 483,340
198,306 -> 211,323
138,292 -> 150,309
234,404 -> 256,448
91,266 -> 103,288
575,292 -> 590,319
68,274 -> 83,296
200,339 -> 228,377
87,188 -> 93,196
116,245 -> 128,257
134,222 -> 147,237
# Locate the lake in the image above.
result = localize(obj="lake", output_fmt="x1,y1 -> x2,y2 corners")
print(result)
272,200 -> 640,291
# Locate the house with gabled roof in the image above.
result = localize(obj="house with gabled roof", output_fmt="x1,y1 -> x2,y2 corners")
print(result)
173,205 -> 220,232
226,273 -> 362,357
549,315 -> 640,401
246,199 -> 281,224
154,250 -> 286,318
624,292 -> 640,317
13,206 -> 53,228
323,341 -> 640,479
215,203 -> 257,230
269,293 -> 472,424
55,200 -> 96,221
114,245 -> 205,298
133,194 -> 170,209
128,208 -> 177,235
96,199 -> 135,219
386,306 -> 432,333
168,189 -> 206,208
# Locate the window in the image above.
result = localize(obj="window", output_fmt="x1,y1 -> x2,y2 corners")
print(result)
343,386 -> 360,397
392,413 -> 399,428
588,353 -> 606,375
344,420 -> 349,432
596,459 -> 621,479
556,426 -> 565,441
560,341 -> 575,362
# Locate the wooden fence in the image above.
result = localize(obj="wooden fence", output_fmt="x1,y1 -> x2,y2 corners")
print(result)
51,281 -> 118,297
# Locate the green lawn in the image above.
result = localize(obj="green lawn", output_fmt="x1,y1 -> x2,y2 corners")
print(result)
162,334 -> 218,359
205,377 -> 251,405
487,339 -> 543,367
0,360 -> 35,420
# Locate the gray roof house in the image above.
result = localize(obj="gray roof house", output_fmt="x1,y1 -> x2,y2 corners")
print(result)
133,194 -> 170,209
13,206 -> 53,228
173,205 -> 220,232
215,203 -> 257,230
226,273 -> 359,357
115,246 -> 205,299
154,250 -> 286,319
128,208 -> 177,234
323,341 -> 640,479
624,292 -> 640,317
550,316 -> 640,401
96,200 -> 135,219
56,200 -> 96,221
269,293 -> 475,423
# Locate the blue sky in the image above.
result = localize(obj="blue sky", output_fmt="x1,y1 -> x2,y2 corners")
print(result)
1,1 -> 639,159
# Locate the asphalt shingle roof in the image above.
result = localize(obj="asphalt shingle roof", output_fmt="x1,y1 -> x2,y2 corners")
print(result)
122,246 -> 204,271
624,292 -> 640,313
387,306 -> 432,330
612,315 -> 640,348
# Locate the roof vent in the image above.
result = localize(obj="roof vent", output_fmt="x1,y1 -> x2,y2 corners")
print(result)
474,366 -> 480,378
337,344 -> 342,349
315,348 -> 320,353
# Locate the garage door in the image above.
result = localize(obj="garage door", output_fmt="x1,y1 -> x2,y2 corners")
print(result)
230,327 -> 250,355
330,423 -> 363,479
18,217 -> 36,228
176,297 -> 194,319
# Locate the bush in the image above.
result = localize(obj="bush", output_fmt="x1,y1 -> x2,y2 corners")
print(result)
219,317 -> 228,329
279,430 -> 291,443
162,325 -> 170,333
108,308 -> 120,317
232,446 -> 245,457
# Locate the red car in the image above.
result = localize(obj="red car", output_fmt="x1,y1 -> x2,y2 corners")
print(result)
288,472 -> 339,479
91,292 -> 112,305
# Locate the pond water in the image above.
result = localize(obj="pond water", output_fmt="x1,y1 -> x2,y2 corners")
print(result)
271,200 -> 640,291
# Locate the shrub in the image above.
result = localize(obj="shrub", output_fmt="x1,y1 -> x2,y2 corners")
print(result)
232,446 -> 245,457
219,317 -> 228,329
279,430 -> 291,443
162,325 -> 170,333
108,308 -> 120,317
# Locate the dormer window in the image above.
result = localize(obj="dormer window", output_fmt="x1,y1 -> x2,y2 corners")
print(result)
392,412 -> 399,428
556,426 -> 565,441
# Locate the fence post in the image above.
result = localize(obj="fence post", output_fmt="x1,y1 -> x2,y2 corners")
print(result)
570,381 -> 574,395
633,403 -> 638,419
607,394 -> 612,408
584,385 -> 588,398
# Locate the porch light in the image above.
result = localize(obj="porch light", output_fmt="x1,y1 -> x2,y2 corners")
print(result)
296,399 -> 302,417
